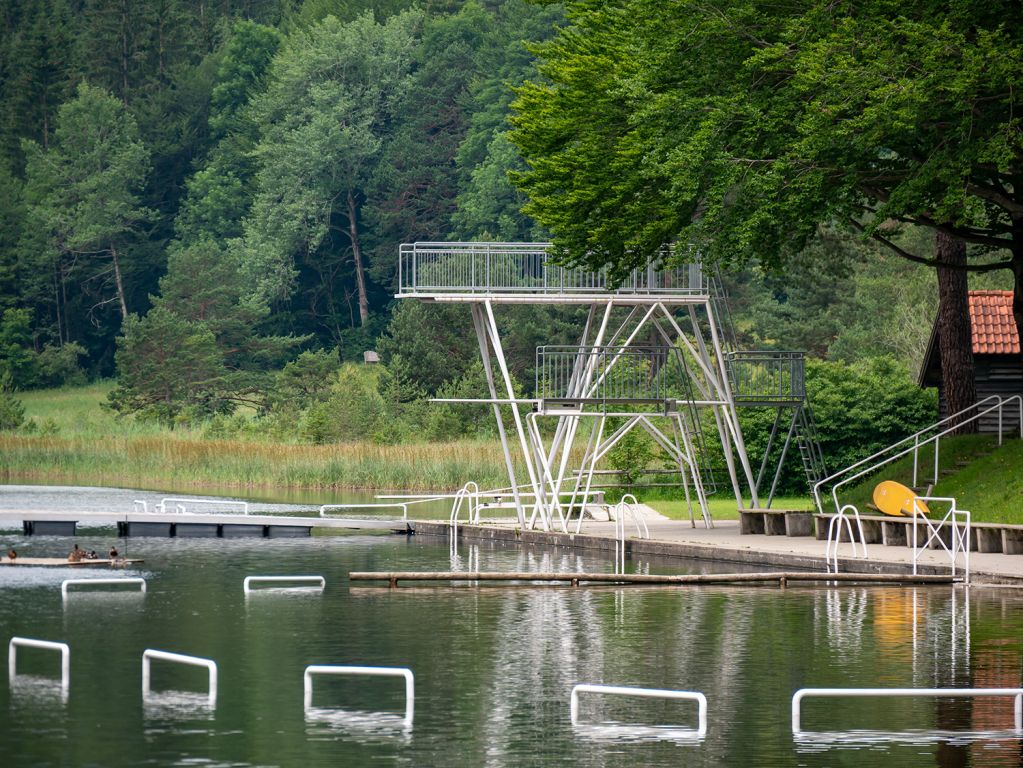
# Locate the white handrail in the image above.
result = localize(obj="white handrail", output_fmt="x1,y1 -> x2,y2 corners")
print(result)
304,665 -> 414,725
612,494 -> 650,574
142,649 -> 217,707
62,577 -> 147,600
911,496 -> 970,581
813,395 -> 1022,515
793,687 -> 1023,733
824,504 -> 868,573
243,575 -> 325,594
9,637 -> 70,691
320,503 -> 409,520
450,481 -> 481,541
133,499 -> 148,513
570,683 -> 707,735
157,497 -> 249,516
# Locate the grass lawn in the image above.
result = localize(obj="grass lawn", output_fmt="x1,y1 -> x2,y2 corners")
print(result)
646,496 -> 813,521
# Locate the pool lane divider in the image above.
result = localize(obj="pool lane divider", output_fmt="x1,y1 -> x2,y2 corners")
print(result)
348,571 -> 959,588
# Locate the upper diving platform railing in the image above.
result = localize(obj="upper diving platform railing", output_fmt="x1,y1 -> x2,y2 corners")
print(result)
725,351 -> 805,405
536,345 -> 697,405
397,242 -> 706,298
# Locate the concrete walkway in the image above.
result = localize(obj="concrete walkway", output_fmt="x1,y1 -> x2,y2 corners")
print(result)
423,516 -> 1023,585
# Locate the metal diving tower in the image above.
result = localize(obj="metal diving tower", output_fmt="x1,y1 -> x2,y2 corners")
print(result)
396,242 -> 820,531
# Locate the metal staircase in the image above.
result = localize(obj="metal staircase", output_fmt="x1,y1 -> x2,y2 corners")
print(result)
795,404 -> 827,488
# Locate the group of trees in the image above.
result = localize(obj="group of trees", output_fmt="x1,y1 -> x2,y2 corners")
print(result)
0,0 -> 564,419
1,0 -> 1016,473
511,0 -> 1023,423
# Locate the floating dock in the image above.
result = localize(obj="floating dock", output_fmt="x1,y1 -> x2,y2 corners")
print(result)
1,510 -> 414,538
349,571 -> 959,588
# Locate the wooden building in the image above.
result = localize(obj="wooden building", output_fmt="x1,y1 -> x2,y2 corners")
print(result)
919,290 -> 1022,433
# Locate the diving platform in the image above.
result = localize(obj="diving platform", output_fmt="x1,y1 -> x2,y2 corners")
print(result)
397,242 -> 707,303
0,510 -> 414,538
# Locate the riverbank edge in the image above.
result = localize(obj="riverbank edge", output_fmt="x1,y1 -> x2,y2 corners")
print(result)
411,521 -> 1023,586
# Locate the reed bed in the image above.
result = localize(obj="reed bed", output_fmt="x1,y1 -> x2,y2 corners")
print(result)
0,434 -> 516,492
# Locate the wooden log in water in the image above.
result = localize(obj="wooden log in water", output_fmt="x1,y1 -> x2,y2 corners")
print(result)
348,571 -> 958,588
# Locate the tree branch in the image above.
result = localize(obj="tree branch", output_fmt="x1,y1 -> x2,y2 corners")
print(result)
847,217 -> 1013,273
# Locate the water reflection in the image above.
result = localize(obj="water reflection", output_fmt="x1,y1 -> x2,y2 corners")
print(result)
303,707 -> 413,744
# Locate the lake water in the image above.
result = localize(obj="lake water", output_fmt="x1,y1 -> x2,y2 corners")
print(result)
2,486 -> 1023,767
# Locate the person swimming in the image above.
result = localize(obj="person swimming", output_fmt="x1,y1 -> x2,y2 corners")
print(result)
109,546 -> 119,559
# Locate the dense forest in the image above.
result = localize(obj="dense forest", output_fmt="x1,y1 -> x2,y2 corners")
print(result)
0,0 -> 1016,493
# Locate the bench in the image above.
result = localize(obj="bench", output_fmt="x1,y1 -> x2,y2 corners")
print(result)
739,509 -> 815,537
814,513 -> 1023,554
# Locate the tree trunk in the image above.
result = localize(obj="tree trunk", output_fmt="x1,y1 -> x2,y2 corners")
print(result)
110,245 -> 129,320
346,189 -> 370,326
935,231 -> 976,434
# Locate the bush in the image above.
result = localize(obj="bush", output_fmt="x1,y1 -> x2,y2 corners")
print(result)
733,356 -> 938,496
0,389 -> 24,430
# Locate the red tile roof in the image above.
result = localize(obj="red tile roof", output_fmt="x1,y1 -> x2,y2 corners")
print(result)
970,290 -> 1019,355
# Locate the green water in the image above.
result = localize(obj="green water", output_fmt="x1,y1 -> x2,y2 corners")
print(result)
2,534 -> 1023,767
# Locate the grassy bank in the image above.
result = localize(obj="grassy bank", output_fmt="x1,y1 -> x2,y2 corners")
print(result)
5,383 -> 516,492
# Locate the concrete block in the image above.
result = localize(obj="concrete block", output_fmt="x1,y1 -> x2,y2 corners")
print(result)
882,521 -> 907,547
784,512 -> 814,537
267,525 -> 311,538
739,511 -> 765,535
764,513 -> 788,536
973,526 -> 1003,553
221,524 -> 267,538
1002,528 -> 1023,555
124,522 -> 173,537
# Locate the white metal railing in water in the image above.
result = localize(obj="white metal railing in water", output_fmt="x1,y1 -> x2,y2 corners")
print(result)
397,242 -> 705,297
570,684 -> 707,735
612,495 -> 650,574
320,503 -> 409,520
142,649 -> 217,707
824,504 -> 868,573
9,637 -> 70,693
61,577 -> 147,600
911,496 -> 970,581
243,575 -> 325,594
304,665 -> 415,725
449,481 -> 481,540
813,395 -> 1022,516
156,497 -> 250,515
792,687 -> 1023,733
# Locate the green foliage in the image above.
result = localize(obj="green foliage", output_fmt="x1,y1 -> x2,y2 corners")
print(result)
0,372 -> 25,430
302,363 -> 387,443
510,0 -> 1023,289
0,308 -> 37,388
736,357 -> 938,496
107,306 -> 227,423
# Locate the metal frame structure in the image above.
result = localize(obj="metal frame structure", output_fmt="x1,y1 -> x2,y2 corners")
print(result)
396,242 -> 800,531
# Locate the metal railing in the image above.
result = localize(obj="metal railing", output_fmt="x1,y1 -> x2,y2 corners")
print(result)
726,351 -> 805,403
62,577 -> 147,600
570,684 -> 707,735
320,503 -> 409,520
304,665 -> 415,726
537,345 -> 697,403
911,496 -> 970,581
450,481 -> 481,541
824,504 -> 868,572
137,498 -> 251,516
612,494 -> 650,574
397,242 -> 706,296
243,575 -> 325,594
792,687 -> 1023,733
142,649 -> 218,707
813,395 -> 1023,515
9,637 -> 70,693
